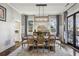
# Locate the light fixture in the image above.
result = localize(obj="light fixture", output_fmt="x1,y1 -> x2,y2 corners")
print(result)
35,4 -> 48,22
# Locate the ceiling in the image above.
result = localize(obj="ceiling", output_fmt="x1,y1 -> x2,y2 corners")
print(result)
8,3 -> 74,16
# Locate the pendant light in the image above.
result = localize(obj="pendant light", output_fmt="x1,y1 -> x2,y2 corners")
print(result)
35,4 -> 47,22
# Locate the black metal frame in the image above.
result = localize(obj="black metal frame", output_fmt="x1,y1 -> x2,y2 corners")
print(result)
75,11 -> 79,49
67,11 -> 79,49
0,5 -> 6,22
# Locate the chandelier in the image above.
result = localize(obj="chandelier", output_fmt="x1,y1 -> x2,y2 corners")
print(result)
35,4 -> 48,22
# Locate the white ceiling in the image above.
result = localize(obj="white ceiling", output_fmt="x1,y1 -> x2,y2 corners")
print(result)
8,3 -> 74,16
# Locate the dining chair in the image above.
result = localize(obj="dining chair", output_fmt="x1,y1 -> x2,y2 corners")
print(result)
44,35 -> 49,48
37,36 -> 45,53
48,35 -> 56,52
27,35 -> 34,49
55,35 -> 62,48
21,36 -> 28,48
33,34 -> 38,52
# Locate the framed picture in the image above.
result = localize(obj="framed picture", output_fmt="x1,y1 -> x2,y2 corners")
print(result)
0,5 -> 6,21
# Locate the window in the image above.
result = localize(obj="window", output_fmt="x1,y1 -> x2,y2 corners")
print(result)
49,16 -> 57,35
76,13 -> 79,47
67,16 -> 74,44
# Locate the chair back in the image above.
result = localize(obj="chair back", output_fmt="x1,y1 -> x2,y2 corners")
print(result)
27,39 -> 34,44
37,36 -> 45,44
48,35 -> 56,44
27,35 -> 34,44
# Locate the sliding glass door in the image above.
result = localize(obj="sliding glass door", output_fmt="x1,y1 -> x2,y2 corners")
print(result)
67,11 -> 79,49
76,13 -> 79,48
67,16 -> 74,45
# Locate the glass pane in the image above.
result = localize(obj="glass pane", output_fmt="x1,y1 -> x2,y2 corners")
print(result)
76,13 -> 79,47
49,16 -> 57,35
64,21 -> 68,43
68,16 -> 73,44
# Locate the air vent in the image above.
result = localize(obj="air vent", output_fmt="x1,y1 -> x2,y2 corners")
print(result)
36,4 -> 47,6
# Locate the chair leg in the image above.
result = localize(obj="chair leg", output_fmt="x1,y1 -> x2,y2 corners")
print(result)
43,46 -> 44,53
24,44 -> 25,47
48,45 -> 50,52
32,42 -> 35,53
33,44 -> 34,53
22,44 -> 25,49
37,45 -> 38,53
52,45 -> 55,52
54,46 -> 55,52
22,43 -> 23,48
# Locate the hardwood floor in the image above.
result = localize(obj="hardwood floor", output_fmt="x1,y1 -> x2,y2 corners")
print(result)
0,40 -> 79,56
0,45 -> 19,56
8,40 -> 76,56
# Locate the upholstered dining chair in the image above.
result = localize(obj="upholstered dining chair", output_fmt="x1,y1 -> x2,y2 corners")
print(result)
55,35 -> 62,48
22,36 -> 28,48
44,35 -> 49,48
32,34 -> 38,52
37,36 -> 45,53
27,35 -> 34,50
48,35 -> 56,52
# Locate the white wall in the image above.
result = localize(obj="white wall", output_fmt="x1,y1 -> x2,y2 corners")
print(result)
0,3 -> 21,52
59,14 -> 65,42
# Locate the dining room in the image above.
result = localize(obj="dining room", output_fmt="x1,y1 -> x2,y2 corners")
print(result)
0,3 -> 79,56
